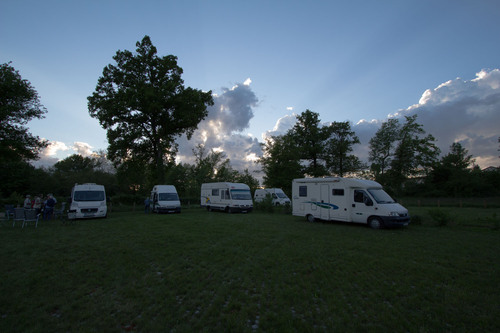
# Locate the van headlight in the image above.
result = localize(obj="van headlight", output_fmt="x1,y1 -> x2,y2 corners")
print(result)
389,212 -> 400,217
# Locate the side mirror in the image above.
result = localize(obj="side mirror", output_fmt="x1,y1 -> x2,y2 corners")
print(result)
365,197 -> 373,206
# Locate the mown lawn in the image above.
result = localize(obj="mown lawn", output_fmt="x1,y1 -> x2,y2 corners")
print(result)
1,207 -> 499,332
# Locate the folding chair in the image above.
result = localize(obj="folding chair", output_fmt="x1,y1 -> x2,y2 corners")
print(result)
4,205 -> 15,220
22,209 -> 40,228
53,202 -> 67,220
12,208 -> 25,227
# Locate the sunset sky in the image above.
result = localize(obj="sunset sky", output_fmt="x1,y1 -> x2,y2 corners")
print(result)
2,0 -> 500,174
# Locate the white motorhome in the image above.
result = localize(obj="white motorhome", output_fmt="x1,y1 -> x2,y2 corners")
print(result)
68,183 -> 107,219
201,182 -> 253,213
254,188 -> 291,206
292,177 -> 410,228
150,185 -> 181,213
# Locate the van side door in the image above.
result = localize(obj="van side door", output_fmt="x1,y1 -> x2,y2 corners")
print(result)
351,189 -> 373,223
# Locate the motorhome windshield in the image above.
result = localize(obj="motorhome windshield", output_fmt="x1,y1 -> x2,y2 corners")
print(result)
230,189 -> 252,200
367,189 -> 395,204
158,193 -> 179,201
276,192 -> 287,198
74,191 -> 105,202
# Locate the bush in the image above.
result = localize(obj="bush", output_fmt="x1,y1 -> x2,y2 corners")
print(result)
428,208 -> 453,227
254,195 -> 274,213
411,215 -> 422,225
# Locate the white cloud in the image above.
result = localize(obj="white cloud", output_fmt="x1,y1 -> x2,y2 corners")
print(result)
72,142 -> 94,157
349,69 -> 500,168
263,113 -> 298,140
44,141 -> 70,156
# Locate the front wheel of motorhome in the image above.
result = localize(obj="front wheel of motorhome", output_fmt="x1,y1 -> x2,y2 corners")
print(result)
368,217 -> 383,229
306,214 -> 315,223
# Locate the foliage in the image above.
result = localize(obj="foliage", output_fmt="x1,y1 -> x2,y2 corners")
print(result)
289,109 -> 330,177
88,36 -> 213,184
259,111 -> 362,192
0,62 -> 48,163
427,208 -> 454,226
324,121 -> 363,176
254,193 -> 274,213
368,115 -> 440,193
259,134 -> 303,194
368,118 -> 399,176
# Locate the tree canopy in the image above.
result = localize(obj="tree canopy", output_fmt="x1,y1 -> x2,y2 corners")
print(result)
88,36 -> 213,184
0,62 -> 48,163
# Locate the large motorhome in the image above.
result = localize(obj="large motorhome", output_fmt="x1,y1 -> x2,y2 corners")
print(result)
254,188 -> 291,206
68,183 -> 107,219
150,185 -> 181,213
292,177 -> 410,228
201,182 -> 253,213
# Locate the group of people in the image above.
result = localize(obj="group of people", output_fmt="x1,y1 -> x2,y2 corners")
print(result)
23,194 -> 57,220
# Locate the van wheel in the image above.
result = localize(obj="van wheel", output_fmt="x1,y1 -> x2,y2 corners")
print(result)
207,206 -> 211,212
368,217 -> 383,229
306,214 -> 315,223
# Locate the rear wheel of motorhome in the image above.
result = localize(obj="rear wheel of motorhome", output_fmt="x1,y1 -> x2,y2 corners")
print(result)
368,217 -> 384,229
306,214 -> 315,223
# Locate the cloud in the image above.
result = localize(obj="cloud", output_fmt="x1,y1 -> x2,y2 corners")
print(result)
176,80 -> 262,173
44,141 -> 70,156
261,69 -> 500,169
263,113 -> 298,139
72,142 -> 94,157
31,141 -> 69,168
391,69 -> 500,167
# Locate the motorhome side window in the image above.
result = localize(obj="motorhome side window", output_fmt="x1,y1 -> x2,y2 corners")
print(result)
299,186 -> 307,197
332,189 -> 344,196
354,190 -> 366,203
212,189 -> 219,196
221,189 -> 230,199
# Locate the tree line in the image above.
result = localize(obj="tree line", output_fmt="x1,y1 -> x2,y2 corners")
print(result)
1,36 -> 499,205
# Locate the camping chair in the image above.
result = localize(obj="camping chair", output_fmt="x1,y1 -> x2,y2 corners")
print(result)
22,209 -> 40,228
13,208 -> 25,227
53,202 -> 67,220
4,205 -> 15,220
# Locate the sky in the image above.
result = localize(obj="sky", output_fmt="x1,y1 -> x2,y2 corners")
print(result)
2,0 -> 500,176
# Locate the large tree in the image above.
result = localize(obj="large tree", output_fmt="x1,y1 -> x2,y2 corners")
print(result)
368,118 -> 399,177
324,121 -> 362,176
259,133 -> 303,194
0,62 -> 48,163
88,36 -> 213,183
289,110 -> 330,177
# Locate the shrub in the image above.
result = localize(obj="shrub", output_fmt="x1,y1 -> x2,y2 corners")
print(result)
411,215 -> 422,225
254,195 -> 274,213
428,208 -> 453,227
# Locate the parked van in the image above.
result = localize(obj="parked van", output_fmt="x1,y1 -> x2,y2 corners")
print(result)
68,183 -> 107,219
254,188 -> 291,206
150,185 -> 181,213
292,177 -> 410,228
201,182 -> 253,213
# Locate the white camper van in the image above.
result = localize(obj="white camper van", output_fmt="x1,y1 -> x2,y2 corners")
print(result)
292,178 -> 410,228
68,183 -> 107,219
254,188 -> 291,206
201,182 -> 253,213
150,185 -> 181,213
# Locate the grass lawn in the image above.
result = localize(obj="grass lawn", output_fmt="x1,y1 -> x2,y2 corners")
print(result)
1,207 -> 499,332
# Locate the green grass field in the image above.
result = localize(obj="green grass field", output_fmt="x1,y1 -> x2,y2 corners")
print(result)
1,206 -> 499,332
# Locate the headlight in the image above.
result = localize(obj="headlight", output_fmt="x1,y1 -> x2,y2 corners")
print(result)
389,212 -> 400,217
